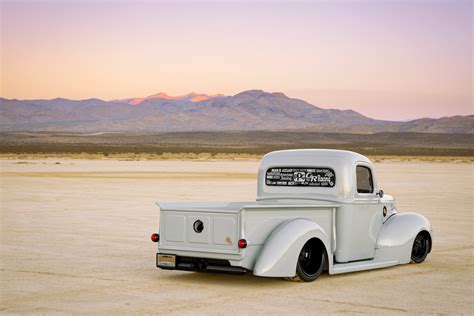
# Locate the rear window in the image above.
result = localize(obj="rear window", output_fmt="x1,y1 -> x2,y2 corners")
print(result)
265,167 -> 335,187
356,166 -> 373,193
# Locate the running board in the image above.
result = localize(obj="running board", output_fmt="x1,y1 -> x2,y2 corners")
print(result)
331,258 -> 398,274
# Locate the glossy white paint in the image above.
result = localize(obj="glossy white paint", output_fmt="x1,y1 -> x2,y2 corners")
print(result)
257,149 -> 373,203
156,149 -> 432,278
375,212 -> 432,264
253,218 -> 332,277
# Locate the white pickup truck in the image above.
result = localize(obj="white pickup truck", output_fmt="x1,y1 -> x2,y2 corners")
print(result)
151,149 -> 432,282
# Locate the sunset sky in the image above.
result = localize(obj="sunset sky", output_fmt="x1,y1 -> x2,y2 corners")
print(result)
1,0 -> 472,120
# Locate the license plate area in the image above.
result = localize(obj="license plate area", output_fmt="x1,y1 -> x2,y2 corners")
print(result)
157,254 -> 176,268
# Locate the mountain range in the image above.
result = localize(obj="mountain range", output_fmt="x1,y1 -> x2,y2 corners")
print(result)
0,90 -> 472,133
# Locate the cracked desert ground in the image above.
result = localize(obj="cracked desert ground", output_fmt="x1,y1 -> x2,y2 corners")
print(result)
1,159 -> 473,314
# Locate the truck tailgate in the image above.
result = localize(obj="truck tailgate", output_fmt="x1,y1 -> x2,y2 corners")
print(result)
158,202 -> 247,254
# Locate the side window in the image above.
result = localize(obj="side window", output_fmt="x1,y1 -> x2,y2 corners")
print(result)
356,166 -> 373,194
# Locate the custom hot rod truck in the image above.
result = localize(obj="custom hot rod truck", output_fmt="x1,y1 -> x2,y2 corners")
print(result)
151,149 -> 432,282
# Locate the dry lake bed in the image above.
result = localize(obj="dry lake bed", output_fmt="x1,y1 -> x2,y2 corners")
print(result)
1,159 -> 473,314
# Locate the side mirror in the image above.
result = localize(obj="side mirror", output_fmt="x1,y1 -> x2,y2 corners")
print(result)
377,189 -> 384,198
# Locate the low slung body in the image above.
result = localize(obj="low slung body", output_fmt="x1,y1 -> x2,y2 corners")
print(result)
152,149 -> 432,281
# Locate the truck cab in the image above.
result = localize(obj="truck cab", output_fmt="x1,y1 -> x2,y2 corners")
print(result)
152,149 -> 432,282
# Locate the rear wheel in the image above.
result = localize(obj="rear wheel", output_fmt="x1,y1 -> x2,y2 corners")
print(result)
288,238 -> 326,282
411,231 -> 431,263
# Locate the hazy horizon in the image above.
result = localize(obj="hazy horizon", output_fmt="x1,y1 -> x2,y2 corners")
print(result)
1,1 -> 472,120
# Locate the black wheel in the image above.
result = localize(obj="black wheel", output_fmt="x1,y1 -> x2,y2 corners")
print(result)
289,238 -> 326,282
411,231 -> 431,263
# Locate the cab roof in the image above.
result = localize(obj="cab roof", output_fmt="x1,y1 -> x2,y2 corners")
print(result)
261,149 -> 371,164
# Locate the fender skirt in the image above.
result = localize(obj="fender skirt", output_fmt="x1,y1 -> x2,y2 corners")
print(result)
253,218 -> 331,277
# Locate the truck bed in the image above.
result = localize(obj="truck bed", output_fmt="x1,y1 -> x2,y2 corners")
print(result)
157,200 -> 339,268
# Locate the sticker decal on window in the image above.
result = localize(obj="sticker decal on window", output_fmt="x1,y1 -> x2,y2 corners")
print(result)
265,167 -> 336,187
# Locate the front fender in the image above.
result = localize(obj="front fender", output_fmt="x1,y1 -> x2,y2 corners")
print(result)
253,218 -> 331,277
375,212 -> 432,264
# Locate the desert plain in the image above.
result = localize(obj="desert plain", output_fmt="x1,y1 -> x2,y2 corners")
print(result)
0,158 -> 473,314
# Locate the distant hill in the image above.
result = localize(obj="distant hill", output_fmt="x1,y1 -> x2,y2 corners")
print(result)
395,116 -> 474,134
112,92 -> 225,105
1,90 -> 472,133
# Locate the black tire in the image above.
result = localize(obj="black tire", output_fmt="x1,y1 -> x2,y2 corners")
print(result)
289,238 -> 326,282
411,231 -> 431,263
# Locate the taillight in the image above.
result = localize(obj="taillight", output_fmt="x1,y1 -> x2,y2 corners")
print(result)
151,233 -> 160,242
238,239 -> 247,249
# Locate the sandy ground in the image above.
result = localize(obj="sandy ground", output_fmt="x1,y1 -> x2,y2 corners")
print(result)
1,159 -> 472,314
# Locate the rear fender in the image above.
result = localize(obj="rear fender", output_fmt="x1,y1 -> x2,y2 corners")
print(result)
253,218 -> 331,277
375,212 -> 432,264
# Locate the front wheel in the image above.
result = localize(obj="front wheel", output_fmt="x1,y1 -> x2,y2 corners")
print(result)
288,238 -> 326,282
411,231 -> 431,263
